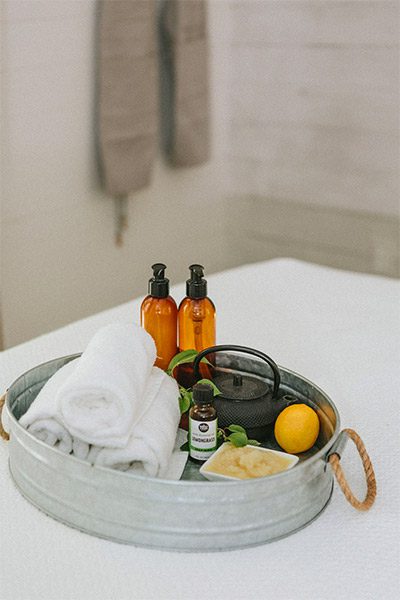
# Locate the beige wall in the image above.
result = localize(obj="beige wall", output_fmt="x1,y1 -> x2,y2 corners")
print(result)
222,0 -> 399,277
224,0 -> 399,215
0,0 -> 232,348
1,0 -> 398,349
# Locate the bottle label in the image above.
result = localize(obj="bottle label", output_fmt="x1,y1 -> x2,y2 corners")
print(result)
189,417 -> 218,461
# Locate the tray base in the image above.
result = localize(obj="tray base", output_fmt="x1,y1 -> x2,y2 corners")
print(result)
9,458 -> 333,552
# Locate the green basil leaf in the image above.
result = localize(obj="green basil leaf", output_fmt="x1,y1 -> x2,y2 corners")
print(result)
227,424 -> 246,434
179,392 -> 191,415
247,439 -> 261,446
196,379 -> 221,396
227,432 -> 248,447
166,349 -> 198,375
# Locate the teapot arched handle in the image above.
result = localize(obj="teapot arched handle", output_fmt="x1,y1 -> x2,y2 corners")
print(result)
193,345 -> 281,399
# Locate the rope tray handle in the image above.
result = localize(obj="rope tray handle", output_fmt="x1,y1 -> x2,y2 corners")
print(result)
0,393 -> 9,441
329,428 -> 376,511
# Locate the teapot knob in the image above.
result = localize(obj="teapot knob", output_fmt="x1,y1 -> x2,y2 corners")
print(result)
233,374 -> 243,387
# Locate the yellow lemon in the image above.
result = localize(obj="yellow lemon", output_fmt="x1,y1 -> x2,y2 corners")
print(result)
274,404 -> 320,454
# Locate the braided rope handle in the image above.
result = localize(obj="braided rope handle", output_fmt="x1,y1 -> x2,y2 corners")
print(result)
0,393 -> 10,441
329,428 -> 376,511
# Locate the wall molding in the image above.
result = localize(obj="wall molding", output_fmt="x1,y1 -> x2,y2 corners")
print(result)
225,195 -> 399,278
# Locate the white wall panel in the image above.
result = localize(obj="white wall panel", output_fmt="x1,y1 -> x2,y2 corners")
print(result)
225,0 -> 399,216
230,0 -> 398,47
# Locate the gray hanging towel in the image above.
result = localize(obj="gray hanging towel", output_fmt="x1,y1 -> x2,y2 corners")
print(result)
98,0 -> 158,197
160,0 -> 210,167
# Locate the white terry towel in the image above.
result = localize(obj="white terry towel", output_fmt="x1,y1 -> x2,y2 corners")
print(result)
91,367 -> 181,478
19,360 -> 82,456
19,358 -> 186,479
58,323 -> 156,447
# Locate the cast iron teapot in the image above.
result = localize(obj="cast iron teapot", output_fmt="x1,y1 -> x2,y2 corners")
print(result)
193,345 -> 294,440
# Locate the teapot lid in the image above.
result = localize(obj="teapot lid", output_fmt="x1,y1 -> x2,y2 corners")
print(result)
215,373 -> 270,401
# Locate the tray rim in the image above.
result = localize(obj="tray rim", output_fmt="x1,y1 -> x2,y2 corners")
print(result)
6,353 -> 341,488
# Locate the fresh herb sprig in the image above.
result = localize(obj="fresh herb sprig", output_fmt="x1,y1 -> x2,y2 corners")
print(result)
180,424 -> 260,451
218,424 -> 260,448
167,350 -> 217,415
166,349 -> 199,377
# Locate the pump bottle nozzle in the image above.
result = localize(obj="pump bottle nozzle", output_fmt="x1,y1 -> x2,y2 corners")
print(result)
149,263 -> 169,298
152,263 -> 166,279
189,264 -> 204,281
186,264 -> 207,299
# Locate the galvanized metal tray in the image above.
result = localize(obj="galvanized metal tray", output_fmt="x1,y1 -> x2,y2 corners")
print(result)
1,353 -> 376,552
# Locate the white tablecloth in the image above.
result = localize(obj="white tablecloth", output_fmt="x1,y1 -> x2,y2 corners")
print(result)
1,259 -> 399,600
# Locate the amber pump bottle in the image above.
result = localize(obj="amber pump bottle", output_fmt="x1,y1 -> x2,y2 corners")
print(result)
140,263 -> 178,371
178,264 -> 216,352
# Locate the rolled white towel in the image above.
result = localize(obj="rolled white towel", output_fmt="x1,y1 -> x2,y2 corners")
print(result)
19,360 -> 79,455
72,437 -> 91,461
58,323 -> 156,447
92,367 -> 181,478
27,419 -> 73,454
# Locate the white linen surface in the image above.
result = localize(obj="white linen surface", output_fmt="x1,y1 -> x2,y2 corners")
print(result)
0,259 -> 399,600
58,323 -> 156,447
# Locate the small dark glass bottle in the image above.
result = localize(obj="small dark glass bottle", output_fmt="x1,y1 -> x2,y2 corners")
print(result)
189,383 -> 217,462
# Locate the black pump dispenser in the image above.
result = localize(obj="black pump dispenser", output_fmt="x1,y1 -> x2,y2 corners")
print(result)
186,264 -> 207,299
149,263 -> 169,298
